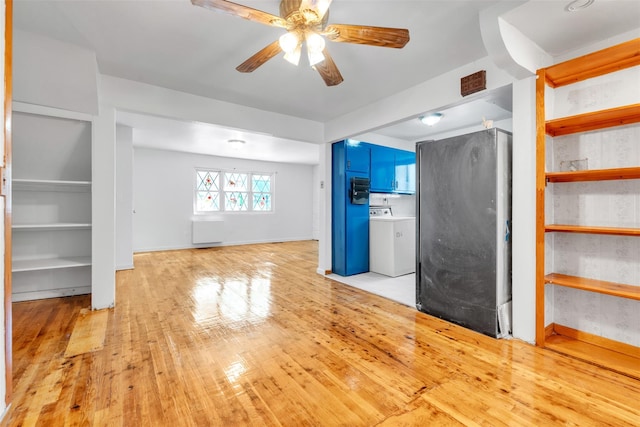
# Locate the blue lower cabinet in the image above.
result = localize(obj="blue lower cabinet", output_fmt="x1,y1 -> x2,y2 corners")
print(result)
343,174 -> 369,275
332,141 -> 370,276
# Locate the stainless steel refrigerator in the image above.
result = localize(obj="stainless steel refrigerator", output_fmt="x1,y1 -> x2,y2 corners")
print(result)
416,128 -> 512,338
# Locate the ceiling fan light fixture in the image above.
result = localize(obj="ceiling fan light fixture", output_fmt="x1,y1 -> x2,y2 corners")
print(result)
279,32 -> 300,53
283,44 -> 302,65
192,0 -> 409,86
420,113 -> 443,126
306,32 -> 326,66
306,32 -> 326,53
308,49 -> 325,66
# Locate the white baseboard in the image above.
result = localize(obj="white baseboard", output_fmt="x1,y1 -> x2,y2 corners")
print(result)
133,237 -> 315,254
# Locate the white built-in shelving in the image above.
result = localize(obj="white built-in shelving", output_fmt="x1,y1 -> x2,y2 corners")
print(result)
13,178 -> 92,192
12,257 -> 93,273
12,105 -> 93,302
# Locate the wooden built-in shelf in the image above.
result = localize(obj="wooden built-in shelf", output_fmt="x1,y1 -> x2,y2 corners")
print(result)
546,167 -> 640,182
545,329 -> 640,380
12,223 -> 92,231
544,38 -> 640,88
12,256 -> 92,273
545,273 -> 640,301
545,104 -> 640,137
13,178 -> 92,192
536,38 -> 640,377
545,224 -> 640,236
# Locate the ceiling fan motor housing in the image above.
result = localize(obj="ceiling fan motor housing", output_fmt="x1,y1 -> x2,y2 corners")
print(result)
279,0 -> 329,30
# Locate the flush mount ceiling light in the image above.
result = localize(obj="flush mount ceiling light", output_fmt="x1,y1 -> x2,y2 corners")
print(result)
227,139 -> 246,146
565,0 -> 595,12
420,113 -> 444,126
191,0 -> 410,86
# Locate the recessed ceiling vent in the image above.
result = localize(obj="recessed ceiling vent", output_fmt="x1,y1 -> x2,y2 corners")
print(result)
565,0 -> 595,12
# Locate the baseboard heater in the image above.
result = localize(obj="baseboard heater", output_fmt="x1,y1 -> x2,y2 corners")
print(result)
192,219 -> 224,244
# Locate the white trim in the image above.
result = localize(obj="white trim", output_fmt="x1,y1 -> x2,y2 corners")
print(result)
11,286 -> 92,302
133,237 -> 314,253
12,101 -> 94,122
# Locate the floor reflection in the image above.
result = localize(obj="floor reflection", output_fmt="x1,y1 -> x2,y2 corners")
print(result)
193,275 -> 272,327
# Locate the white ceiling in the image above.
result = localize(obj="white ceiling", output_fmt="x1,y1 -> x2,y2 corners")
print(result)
13,0 -> 640,164
505,0 -> 640,57
118,110 -> 320,164
372,84 -> 513,142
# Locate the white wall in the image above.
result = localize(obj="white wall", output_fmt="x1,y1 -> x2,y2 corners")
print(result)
13,30 -> 98,115
324,56 -> 515,143
133,148 -> 315,252
317,142 -> 332,275
101,76 -> 323,145
419,118 -> 513,142
511,77 -> 536,343
115,125 -> 134,270
312,165 -> 320,240
353,132 -> 415,152
91,105 -> 116,310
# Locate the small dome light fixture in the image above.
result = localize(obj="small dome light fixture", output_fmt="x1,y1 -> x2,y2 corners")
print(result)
419,113 -> 444,126
565,0 -> 595,12
227,139 -> 246,148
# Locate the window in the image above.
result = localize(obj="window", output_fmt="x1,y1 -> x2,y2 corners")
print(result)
195,169 -> 273,213
224,172 -> 249,211
252,174 -> 272,211
196,170 -> 220,212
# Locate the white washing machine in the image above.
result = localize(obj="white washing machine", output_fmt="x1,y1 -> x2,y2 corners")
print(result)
369,207 -> 416,277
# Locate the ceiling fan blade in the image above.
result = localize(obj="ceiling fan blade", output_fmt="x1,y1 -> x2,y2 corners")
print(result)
313,48 -> 343,86
299,0 -> 332,19
236,40 -> 282,73
323,24 -> 409,48
191,0 -> 286,28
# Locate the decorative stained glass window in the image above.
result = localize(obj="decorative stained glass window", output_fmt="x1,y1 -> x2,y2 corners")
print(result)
224,172 -> 248,192
225,191 -> 249,211
253,193 -> 271,211
252,174 -> 272,211
195,170 -> 220,212
195,170 -> 273,213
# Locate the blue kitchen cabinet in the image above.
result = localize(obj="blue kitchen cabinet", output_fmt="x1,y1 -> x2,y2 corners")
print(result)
370,145 -> 395,192
332,140 -> 370,276
394,149 -> 416,194
345,141 -> 370,173
369,144 -> 416,194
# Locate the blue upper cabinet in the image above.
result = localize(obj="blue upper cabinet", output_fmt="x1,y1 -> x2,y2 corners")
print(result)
370,145 -> 395,193
369,144 -> 415,194
345,140 -> 370,173
394,150 -> 416,194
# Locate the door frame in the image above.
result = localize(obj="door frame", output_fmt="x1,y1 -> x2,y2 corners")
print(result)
3,0 -> 12,405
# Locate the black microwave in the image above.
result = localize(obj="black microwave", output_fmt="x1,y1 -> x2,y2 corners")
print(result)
350,177 -> 370,205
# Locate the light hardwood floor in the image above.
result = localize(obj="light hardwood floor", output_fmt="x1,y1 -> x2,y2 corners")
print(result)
4,241 -> 640,426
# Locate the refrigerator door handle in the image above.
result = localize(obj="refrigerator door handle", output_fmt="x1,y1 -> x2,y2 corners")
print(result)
505,219 -> 511,242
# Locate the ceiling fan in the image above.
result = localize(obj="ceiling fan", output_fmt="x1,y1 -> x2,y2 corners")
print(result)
191,0 -> 410,86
